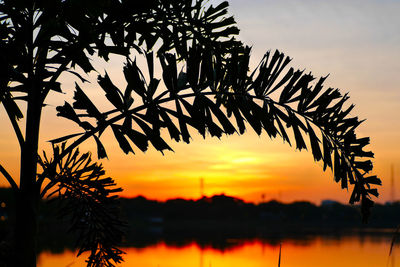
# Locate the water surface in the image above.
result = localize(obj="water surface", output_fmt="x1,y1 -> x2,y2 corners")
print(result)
37,234 -> 399,267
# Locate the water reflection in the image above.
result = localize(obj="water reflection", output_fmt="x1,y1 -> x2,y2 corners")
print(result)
38,234 -> 400,267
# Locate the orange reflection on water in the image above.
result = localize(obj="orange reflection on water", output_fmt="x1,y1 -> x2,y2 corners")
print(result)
37,249 -> 87,267
122,241 -> 280,267
37,236 -> 399,267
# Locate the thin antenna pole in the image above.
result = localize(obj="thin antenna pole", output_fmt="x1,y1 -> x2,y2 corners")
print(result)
391,164 -> 395,202
278,243 -> 282,267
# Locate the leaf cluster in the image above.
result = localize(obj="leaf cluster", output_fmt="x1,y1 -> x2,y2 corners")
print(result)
38,143 -> 124,267
1,0 -> 239,100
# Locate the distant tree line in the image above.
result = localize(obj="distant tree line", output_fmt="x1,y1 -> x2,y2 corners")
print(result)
1,188 -> 399,235
1,188 -> 399,254
119,194 -> 400,229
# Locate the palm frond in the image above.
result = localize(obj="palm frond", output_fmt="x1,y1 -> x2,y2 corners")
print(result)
56,45 -> 380,221
38,143 -> 124,267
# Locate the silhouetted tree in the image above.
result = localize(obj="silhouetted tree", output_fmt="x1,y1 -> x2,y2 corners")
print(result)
0,0 -> 381,266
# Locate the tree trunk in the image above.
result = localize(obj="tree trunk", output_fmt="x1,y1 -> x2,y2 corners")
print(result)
14,81 -> 42,266
15,124 -> 41,266
15,187 -> 38,267
11,5 -> 44,266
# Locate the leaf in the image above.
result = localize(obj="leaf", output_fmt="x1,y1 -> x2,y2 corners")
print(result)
287,111 -> 306,150
350,184 -> 361,204
98,73 -> 124,110
347,168 -> 355,184
292,123 -> 306,150
144,104 -> 161,135
160,53 -> 178,93
176,100 -> 191,143
279,69 -> 303,104
334,148 -> 341,183
2,93 -> 24,120
123,115 -> 132,130
48,133 -> 84,144
146,51 -> 154,80
132,116 -> 173,153
204,1 -> 229,20
230,102 -> 246,134
124,84 -> 134,111
307,122 -> 322,162
239,99 -> 262,135
309,88 -> 342,111
111,125 -> 133,154
204,97 -> 236,135
187,41 -> 202,90
93,135 -> 108,159
322,135 -> 332,171
354,137 -> 371,147
44,81 -> 62,93
260,107 -> 279,137
159,108 -> 181,142
68,48 -> 95,73
67,70 -> 89,83
148,78 -> 160,100
124,128 -> 149,152
340,154 -> 348,189
354,160 -> 373,173
268,67 -> 294,96
303,75 -> 328,109
56,102 -> 81,124
364,176 -> 382,186
274,114 -> 289,142
189,95 -> 207,137
177,70 -> 188,91
205,107 -> 223,138
271,105 -> 290,126
251,50 -> 292,96
124,60 -> 147,100
73,83 -> 103,121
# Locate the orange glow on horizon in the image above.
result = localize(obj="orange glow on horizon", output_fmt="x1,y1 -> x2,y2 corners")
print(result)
97,131 -> 356,204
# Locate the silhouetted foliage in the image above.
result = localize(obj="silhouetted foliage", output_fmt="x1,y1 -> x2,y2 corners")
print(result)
0,0 -> 380,266
38,144 -> 125,266
57,46 -> 380,221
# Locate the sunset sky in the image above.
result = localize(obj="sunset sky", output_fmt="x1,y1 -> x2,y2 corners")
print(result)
1,0 -> 399,204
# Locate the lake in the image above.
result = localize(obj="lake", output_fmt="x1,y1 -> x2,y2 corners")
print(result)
37,233 -> 400,267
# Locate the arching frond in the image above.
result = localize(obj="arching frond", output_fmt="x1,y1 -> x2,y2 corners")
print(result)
56,45 -> 380,221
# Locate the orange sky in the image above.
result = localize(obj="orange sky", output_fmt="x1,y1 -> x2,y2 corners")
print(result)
1,0 -> 399,204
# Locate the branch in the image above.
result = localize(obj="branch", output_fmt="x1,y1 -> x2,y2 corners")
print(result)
0,163 -> 19,192
41,59 -> 70,100
2,96 -> 24,147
